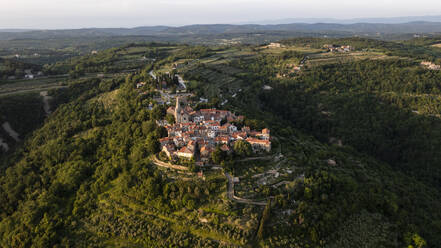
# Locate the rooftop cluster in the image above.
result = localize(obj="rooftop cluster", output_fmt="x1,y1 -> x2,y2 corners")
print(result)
158,97 -> 271,165
323,44 -> 353,52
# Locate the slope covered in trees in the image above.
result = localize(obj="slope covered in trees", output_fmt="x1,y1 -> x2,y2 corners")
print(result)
0,40 -> 441,247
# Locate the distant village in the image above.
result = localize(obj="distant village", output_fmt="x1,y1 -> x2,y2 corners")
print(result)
323,44 -> 353,52
158,97 -> 271,165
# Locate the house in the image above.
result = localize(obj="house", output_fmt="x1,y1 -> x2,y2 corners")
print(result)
187,140 -> 197,152
421,61 -> 441,70
242,126 -> 251,133
193,115 -> 205,123
220,144 -> 231,154
167,106 -> 176,116
200,145 -> 214,158
228,124 -> 238,133
246,137 -> 271,152
25,74 -> 34,79
341,45 -> 352,52
162,144 -> 176,159
220,123 -> 237,134
215,136 -> 230,145
232,132 -> 247,140
136,82 -> 146,89
207,130 -> 216,138
177,146 -> 194,159
268,42 -> 282,48
256,128 -> 270,140
159,137 -> 173,146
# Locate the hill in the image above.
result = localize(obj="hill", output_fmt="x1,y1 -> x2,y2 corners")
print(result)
2,22 -> 441,41
1,40 -> 441,247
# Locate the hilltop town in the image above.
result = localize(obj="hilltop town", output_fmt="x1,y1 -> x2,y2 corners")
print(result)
158,96 -> 271,165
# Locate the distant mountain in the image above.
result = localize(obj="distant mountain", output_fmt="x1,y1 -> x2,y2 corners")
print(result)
250,15 -> 441,24
0,29 -> 36,33
1,21 -> 441,41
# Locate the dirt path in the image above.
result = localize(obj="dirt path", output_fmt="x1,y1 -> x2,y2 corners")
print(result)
40,91 -> 52,115
2,122 -> 20,142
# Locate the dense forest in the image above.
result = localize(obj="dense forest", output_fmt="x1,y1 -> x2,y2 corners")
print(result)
1,38 -> 441,247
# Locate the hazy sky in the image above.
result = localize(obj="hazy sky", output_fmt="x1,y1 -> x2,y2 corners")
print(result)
1,0 -> 441,29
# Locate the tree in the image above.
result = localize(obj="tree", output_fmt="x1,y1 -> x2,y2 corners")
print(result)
233,140 -> 252,157
150,105 -> 166,120
155,126 -> 168,138
211,146 -> 225,164
146,134 -> 160,154
257,199 -> 271,240
166,114 -> 175,124
142,121 -> 157,136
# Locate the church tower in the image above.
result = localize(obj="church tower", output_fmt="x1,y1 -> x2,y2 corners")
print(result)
175,97 -> 181,123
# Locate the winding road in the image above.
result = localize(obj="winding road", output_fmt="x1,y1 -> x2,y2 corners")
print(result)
150,155 -> 267,206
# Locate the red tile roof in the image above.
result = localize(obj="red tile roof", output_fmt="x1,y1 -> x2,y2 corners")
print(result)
246,137 -> 271,145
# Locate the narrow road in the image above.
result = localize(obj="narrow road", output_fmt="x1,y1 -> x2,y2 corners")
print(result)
151,155 -> 189,171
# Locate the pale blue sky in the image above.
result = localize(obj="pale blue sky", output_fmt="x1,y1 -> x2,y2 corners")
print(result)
1,0 -> 441,29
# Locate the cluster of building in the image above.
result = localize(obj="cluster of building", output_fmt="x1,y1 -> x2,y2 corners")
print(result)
323,44 -> 353,52
158,97 -> 271,165
7,69 -> 43,80
421,61 -> 440,70
267,42 -> 284,48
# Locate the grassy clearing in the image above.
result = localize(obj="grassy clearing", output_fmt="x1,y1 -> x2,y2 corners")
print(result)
88,89 -> 120,110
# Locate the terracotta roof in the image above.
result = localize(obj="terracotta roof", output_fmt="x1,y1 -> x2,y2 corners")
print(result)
220,144 -> 230,152
215,136 -> 230,142
232,132 -> 247,139
159,137 -> 172,142
246,137 -> 271,145
178,146 -> 193,154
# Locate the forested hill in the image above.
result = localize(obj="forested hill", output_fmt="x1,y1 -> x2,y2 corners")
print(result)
2,21 -> 441,41
1,39 -> 441,247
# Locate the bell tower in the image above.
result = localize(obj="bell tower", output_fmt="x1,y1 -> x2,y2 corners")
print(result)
175,97 -> 181,123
